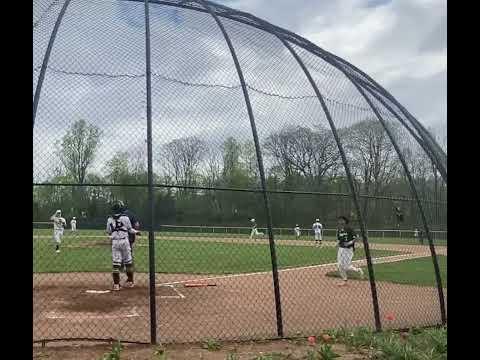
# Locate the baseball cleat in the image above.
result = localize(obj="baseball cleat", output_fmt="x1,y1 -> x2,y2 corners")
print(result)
124,281 -> 134,288
359,269 -> 365,280
113,284 -> 120,291
337,281 -> 348,287
56,249 -> 60,253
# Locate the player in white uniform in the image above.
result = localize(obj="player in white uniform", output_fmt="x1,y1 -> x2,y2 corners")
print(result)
107,202 -> 140,291
70,217 -> 77,232
50,210 -> 66,253
294,224 -> 301,239
249,218 -> 264,240
312,219 -> 323,246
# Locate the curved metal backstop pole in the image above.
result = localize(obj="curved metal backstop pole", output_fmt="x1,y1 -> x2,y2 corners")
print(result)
328,58 -> 447,183
342,75 -> 447,325
198,0 -> 284,337
144,0 -> 157,344
278,38 -> 382,331
33,0 -> 73,128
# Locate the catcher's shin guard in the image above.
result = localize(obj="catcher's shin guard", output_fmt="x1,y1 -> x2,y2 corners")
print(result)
112,265 -> 121,284
125,263 -> 134,283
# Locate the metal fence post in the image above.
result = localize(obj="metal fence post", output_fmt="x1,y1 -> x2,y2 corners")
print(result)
144,0 -> 157,344
324,56 -> 447,182
345,76 -> 447,325
199,0 -> 284,337
278,37 -> 382,332
33,0 -> 73,127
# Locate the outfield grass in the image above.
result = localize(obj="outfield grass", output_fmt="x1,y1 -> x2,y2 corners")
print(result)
326,255 -> 447,287
33,235 -> 399,274
33,228 -> 447,245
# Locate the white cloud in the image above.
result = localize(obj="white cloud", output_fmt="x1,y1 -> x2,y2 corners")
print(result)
220,0 -> 447,131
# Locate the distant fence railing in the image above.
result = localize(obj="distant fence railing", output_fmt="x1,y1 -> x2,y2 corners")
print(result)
33,222 -> 448,241
156,225 -> 448,241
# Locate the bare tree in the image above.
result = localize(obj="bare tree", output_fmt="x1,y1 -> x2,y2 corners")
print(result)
263,125 -> 340,189
202,144 -> 222,188
199,144 -> 223,215
263,129 -> 296,181
402,143 -> 430,183
105,152 -> 129,184
161,136 -> 207,192
240,140 -> 259,184
342,119 -> 403,225
222,137 -> 242,180
128,144 -> 147,176
343,119 -> 400,197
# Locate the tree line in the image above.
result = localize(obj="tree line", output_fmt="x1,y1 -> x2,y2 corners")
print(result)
33,119 -> 446,230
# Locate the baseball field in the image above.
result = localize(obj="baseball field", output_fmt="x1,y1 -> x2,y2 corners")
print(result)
33,229 -> 447,344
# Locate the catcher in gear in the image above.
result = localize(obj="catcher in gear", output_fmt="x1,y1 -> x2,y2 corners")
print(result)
107,201 -> 140,290
122,205 -> 140,255
116,201 -> 141,271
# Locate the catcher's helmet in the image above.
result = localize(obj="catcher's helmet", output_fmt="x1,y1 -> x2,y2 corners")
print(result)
111,200 -> 125,214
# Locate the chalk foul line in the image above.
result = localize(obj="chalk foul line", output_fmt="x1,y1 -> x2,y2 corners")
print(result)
157,253 -> 431,287
44,306 -> 139,320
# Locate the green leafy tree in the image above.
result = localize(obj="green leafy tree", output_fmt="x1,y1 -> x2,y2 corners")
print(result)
56,119 -> 102,184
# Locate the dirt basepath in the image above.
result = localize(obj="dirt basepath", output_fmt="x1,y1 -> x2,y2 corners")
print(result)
33,240 -> 446,344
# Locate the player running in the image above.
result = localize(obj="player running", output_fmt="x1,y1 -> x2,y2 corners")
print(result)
50,210 -> 66,253
70,217 -> 77,232
394,206 -> 404,228
336,216 -> 364,286
106,201 -> 140,291
312,219 -> 323,246
294,224 -> 301,239
249,218 -> 264,240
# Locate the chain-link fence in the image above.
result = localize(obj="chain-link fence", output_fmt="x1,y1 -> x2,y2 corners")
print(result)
33,0 -> 447,345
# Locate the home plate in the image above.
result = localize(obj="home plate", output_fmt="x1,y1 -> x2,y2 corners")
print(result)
85,290 -> 111,294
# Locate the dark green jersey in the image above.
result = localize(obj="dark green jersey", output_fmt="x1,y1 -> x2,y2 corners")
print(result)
337,227 -> 357,249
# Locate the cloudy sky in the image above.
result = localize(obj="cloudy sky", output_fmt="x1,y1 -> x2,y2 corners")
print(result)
33,0 -> 446,181
219,0 -> 447,136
